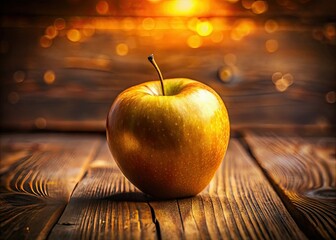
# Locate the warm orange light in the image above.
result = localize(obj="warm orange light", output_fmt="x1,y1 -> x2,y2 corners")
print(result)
82,24 -> 95,37
164,0 -> 198,16
231,20 -> 255,41
196,21 -> 213,37
116,43 -> 129,56
142,18 -> 155,30
96,1 -> 109,15
211,31 -> 224,43
187,35 -> 202,48
175,0 -> 195,14
122,18 -> 136,30
67,29 -> 81,42
44,70 -> 56,84
251,0 -> 268,14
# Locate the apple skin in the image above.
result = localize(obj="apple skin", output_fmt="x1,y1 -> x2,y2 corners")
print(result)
106,78 -> 230,199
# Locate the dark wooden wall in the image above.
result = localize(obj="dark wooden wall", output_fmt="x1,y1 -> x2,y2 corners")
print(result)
1,0 -> 335,132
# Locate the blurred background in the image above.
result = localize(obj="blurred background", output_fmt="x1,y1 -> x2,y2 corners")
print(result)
0,0 -> 335,132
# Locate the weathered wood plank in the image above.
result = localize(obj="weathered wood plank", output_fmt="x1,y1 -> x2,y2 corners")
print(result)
244,133 -> 336,239
0,134 -> 101,240
48,142 -> 157,240
125,140 -> 307,239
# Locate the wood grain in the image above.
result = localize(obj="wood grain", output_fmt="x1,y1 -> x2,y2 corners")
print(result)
150,140 -> 306,239
244,133 -> 336,239
49,138 -> 306,239
0,134 -> 101,240
48,142 -> 157,240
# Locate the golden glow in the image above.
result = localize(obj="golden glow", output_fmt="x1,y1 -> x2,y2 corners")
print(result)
265,19 -> 278,33
187,35 -> 202,48
231,20 -> 255,41
44,70 -> 56,84
196,21 -> 213,37
164,0 -> 199,16
40,36 -> 52,48
35,117 -> 47,129
251,0 -> 268,14
116,43 -> 129,56
13,70 -> 25,83
96,0 -> 109,15
67,29 -> 81,42
325,91 -> 335,104
174,0 -> 195,15
265,39 -> 279,53
54,18 -> 66,30
142,17 -> 155,30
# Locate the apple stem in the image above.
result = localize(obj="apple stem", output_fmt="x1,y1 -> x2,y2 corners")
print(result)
148,54 -> 165,96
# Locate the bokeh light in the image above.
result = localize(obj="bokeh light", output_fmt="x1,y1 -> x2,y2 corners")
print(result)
265,19 -> 279,33
251,1 -> 268,14
96,1 -> 109,15
196,21 -> 213,36
67,29 -> 81,42
142,18 -> 156,30
211,31 -> 224,43
242,0 -> 254,9
187,35 -> 202,48
40,36 -> 52,48
116,43 -> 129,56
272,72 -> 294,92
44,70 -> 56,84
13,70 -> 25,83
82,24 -> 95,37
325,91 -> 335,103
54,18 -> 66,30
45,26 -> 58,39
231,19 -> 255,41
35,117 -> 47,129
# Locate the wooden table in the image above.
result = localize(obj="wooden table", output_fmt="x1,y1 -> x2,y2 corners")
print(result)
1,132 -> 335,239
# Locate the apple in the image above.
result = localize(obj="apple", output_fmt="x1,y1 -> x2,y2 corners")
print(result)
106,54 -> 230,199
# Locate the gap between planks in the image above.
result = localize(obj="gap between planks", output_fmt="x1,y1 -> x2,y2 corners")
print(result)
240,131 -> 336,240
